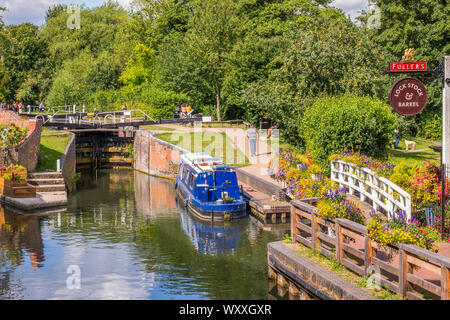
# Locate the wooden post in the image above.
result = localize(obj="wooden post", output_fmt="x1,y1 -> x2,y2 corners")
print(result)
311,214 -> 319,252
441,266 -> 450,300
364,234 -> 372,274
290,205 -> 296,243
288,282 -> 300,300
399,246 -> 409,297
335,221 -> 343,264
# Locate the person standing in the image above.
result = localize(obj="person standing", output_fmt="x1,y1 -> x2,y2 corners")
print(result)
246,124 -> 258,157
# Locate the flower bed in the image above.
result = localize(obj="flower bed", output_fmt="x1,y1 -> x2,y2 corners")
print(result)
329,150 -> 395,178
268,150 -> 337,200
367,211 -> 442,252
271,150 -> 447,251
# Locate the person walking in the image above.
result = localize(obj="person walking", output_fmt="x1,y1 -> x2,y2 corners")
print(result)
246,124 -> 258,157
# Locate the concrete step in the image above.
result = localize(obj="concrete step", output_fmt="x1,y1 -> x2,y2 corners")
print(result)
34,184 -> 66,192
29,172 -> 63,180
28,178 -> 65,186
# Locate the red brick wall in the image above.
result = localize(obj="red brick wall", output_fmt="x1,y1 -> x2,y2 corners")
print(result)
0,111 -> 42,171
134,130 -> 187,179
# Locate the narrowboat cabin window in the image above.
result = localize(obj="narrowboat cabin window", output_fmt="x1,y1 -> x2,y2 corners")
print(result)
185,169 -> 190,184
189,174 -> 194,189
179,164 -> 184,180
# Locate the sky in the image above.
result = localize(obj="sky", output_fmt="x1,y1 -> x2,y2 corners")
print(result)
0,0 -> 368,26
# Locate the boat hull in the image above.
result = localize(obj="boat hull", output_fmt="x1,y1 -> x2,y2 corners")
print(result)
176,186 -> 247,221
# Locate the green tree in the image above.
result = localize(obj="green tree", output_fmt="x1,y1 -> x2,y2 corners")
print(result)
0,56 -> 9,101
242,7 -> 389,146
119,43 -> 156,87
182,0 -> 242,121
359,0 -> 450,139
0,23 -> 49,102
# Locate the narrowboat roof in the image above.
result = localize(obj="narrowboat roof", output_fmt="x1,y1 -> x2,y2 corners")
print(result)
181,152 -> 227,173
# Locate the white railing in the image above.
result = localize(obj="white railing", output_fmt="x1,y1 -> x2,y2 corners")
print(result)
330,160 -> 412,221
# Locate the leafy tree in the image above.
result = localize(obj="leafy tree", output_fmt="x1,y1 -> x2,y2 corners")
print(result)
0,6 -> 4,27
130,0 -> 192,48
242,7 -> 390,147
181,0 -> 242,121
119,43 -> 156,87
359,0 -> 450,139
0,23 -> 48,102
0,56 -> 9,101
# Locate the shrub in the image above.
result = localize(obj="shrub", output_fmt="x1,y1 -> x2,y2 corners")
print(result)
302,95 -> 397,171
389,161 -> 419,191
409,161 -> 441,210
417,109 -> 441,140
138,85 -> 191,119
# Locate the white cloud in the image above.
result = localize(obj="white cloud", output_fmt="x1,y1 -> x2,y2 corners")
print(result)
1,0 -> 133,26
2,0 -> 59,26
331,0 -> 369,21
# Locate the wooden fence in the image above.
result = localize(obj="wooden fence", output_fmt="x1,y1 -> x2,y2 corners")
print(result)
291,199 -> 450,300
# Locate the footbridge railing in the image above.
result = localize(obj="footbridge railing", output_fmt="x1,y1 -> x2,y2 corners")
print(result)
330,160 -> 412,221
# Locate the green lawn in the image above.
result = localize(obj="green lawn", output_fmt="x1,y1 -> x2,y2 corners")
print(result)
139,124 -> 176,131
155,131 -> 250,166
387,136 -> 440,166
35,129 -> 71,172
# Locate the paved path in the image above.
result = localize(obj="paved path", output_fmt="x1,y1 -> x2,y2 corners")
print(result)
144,123 -> 283,188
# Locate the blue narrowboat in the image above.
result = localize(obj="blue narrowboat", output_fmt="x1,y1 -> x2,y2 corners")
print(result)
174,152 -> 247,221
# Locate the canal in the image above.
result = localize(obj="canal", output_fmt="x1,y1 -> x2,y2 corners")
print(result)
0,169 -> 287,300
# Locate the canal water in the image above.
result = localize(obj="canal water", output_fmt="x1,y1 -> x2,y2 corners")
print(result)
0,169 -> 287,300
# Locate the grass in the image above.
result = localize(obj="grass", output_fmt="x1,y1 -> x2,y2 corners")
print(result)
288,242 -> 405,300
35,129 -> 71,172
139,125 -> 176,131
155,131 -> 250,166
201,122 -> 247,129
387,136 -> 440,166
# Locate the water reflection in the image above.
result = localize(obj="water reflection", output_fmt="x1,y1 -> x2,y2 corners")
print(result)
0,169 -> 286,300
134,170 -> 177,216
177,200 -> 247,255
0,207 -> 44,269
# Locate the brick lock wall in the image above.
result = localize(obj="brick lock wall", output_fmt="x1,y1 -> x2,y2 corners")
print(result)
134,130 -> 187,180
0,112 -> 42,171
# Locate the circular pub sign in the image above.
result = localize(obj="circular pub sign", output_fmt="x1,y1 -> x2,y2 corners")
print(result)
389,78 -> 427,116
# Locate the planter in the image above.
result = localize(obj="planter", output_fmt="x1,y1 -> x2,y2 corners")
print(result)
2,183 -> 36,198
0,177 -> 28,195
0,170 -> 27,181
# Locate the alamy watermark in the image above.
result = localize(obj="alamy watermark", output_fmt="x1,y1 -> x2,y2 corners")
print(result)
66,265 -> 81,289
364,4 -> 381,29
167,125 -> 280,176
366,265 -> 381,290
67,4 -> 81,30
